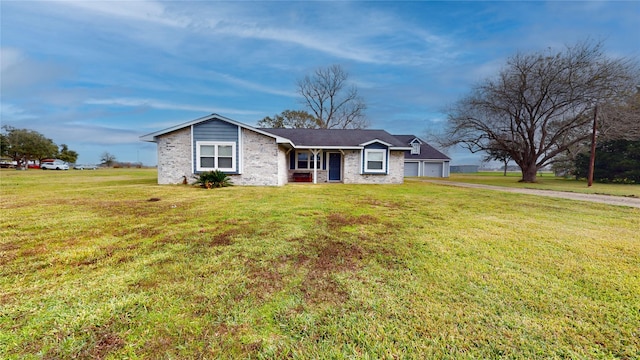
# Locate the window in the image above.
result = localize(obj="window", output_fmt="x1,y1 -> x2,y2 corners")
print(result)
296,151 -> 321,169
196,141 -> 236,172
411,142 -> 420,155
364,149 -> 386,173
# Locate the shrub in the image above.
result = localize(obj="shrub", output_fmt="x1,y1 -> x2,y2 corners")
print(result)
575,139 -> 640,184
195,170 -> 233,189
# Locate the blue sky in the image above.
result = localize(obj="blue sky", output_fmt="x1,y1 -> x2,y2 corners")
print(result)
2,1 -> 638,165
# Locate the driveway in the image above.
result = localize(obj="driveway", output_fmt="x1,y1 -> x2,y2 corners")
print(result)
422,180 -> 640,209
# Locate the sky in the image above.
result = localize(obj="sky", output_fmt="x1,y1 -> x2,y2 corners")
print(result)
1,1 -> 639,166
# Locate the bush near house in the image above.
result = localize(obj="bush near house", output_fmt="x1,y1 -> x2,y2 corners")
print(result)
195,170 -> 233,188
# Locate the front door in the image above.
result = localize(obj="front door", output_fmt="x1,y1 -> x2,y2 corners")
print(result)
328,153 -> 341,181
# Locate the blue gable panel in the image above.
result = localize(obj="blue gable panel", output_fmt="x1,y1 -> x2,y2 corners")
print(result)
193,119 -> 240,174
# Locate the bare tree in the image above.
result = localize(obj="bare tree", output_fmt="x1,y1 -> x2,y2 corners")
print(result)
483,140 -> 512,176
444,41 -> 638,182
100,152 -> 116,167
598,88 -> 640,141
297,64 -> 368,129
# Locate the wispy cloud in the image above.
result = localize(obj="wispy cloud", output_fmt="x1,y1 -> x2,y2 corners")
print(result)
54,0 -> 189,28
0,102 -> 37,121
85,97 -> 262,116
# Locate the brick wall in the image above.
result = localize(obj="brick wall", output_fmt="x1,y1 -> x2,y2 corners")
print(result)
230,128 -> 283,186
156,127 -> 286,186
343,150 -> 404,184
157,127 -> 192,184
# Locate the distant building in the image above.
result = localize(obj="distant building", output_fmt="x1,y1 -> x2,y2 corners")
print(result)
450,165 -> 479,173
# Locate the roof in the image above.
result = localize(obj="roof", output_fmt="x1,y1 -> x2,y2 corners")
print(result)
259,128 -> 411,149
139,113 -> 291,144
394,135 -> 451,160
139,113 -> 411,151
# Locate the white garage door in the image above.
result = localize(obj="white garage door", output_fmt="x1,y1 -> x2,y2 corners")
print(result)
423,162 -> 443,177
404,162 -> 419,176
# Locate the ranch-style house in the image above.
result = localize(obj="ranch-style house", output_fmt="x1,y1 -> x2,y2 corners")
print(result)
140,113 -> 449,186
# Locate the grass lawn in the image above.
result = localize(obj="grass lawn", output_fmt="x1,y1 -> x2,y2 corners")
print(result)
447,172 -> 640,198
1,168 -> 639,359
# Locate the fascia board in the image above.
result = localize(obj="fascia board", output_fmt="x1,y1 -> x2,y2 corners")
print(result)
293,145 -> 363,150
359,139 -> 394,147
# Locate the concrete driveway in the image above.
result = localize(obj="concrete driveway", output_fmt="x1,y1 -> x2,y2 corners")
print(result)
422,180 -> 640,209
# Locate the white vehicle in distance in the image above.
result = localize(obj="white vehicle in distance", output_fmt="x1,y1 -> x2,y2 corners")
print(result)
41,160 -> 69,170
73,164 -> 98,170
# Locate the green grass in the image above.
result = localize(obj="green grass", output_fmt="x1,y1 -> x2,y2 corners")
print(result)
446,172 -> 640,197
1,168 -> 639,359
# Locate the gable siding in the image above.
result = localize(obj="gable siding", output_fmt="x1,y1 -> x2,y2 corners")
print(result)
192,119 -> 240,173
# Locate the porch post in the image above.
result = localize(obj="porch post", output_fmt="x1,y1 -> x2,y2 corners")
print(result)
311,149 -> 320,184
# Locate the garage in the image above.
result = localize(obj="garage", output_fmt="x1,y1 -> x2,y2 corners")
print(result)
404,162 -> 419,177
395,135 -> 451,178
423,162 -> 443,177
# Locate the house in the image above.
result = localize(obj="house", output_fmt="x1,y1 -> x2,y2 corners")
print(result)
140,113 -> 412,186
394,135 -> 450,178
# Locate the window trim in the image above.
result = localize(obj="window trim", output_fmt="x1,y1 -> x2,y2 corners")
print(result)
196,141 -> 236,172
295,150 -> 322,170
363,148 -> 387,173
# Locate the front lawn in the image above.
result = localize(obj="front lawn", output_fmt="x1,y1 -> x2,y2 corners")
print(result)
1,169 -> 638,358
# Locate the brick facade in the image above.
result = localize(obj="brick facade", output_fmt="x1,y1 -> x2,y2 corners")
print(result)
343,150 -> 404,184
157,127 -> 192,184
151,118 -> 405,186
230,129 -> 284,186
156,127 -> 286,186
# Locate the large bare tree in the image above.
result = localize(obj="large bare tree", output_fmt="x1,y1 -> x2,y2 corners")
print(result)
297,65 -> 368,129
444,41 -> 638,182
598,88 -> 640,141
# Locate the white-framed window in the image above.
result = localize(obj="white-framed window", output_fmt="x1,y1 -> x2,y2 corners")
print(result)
364,149 -> 386,173
196,141 -> 236,172
411,142 -> 420,155
296,151 -> 321,169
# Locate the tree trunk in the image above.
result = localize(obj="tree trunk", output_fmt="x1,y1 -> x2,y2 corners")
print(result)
503,160 -> 508,176
520,164 -> 538,183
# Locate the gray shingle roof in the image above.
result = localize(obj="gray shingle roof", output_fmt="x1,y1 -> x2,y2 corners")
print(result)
394,135 -> 451,160
260,128 -> 409,148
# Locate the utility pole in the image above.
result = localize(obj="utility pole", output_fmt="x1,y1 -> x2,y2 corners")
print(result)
588,104 -> 597,187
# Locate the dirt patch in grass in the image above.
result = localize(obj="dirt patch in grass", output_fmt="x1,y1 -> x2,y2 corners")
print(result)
82,326 -> 126,359
41,323 -> 125,360
325,212 -> 378,227
298,236 -> 364,305
156,227 -> 246,248
209,229 -> 239,246
357,198 -> 404,209
245,261 -> 285,299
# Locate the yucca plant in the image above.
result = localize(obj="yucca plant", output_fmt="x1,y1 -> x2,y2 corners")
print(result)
195,170 -> 233,189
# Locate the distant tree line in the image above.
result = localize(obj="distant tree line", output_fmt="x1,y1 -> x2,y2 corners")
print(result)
0,125 -> 78,168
